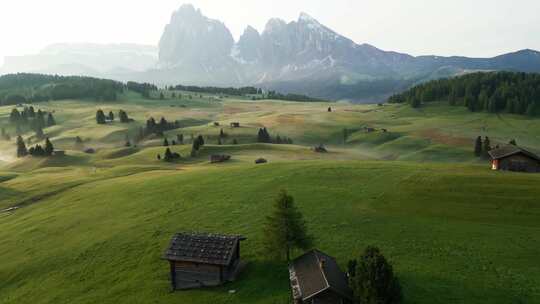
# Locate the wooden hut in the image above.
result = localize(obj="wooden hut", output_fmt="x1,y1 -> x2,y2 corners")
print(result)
230,122 -> 240,128
162,232 -> 246,290
488,145 -> 540,173
289,249 -> 353,304
210,154 -> 231,163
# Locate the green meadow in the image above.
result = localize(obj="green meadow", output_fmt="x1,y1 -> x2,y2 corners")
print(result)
1,92 -> 540,303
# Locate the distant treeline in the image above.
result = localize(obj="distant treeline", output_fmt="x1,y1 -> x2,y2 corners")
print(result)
388,72 -> 540,116
127,81 -> 157,98
265,90 -> 322,102
169,84 -> 321,102
170,85 -> 260,96
0,73 -> 124,105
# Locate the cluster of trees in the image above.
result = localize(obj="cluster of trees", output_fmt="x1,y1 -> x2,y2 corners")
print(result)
9,107 -> 56,138
474,136 -> 492,158
0,73 -> 123,105
190,135 -> 205,156
126,81 -> 157,98
15,136 -> 54,157
158,148 -> 181,162
96,109 -> 132,124
170,84 -> 260,96
388,72 -> 540,116
257,128 -> 293,144
265,90 -> 321,102
140,117 -> 181,137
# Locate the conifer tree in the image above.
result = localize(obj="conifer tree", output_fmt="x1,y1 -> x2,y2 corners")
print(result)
474,136 -> 482,157
16,136 -> 28,157
263,190 -> 312,261
44,138 -> 54,156
350,246 -> 402,304
483,136 -> 492,158
509,139 -> 517,146
47,113 -> 56,126
164,148 -> 173,162
108,111 -> 115,121
96,109 -> 106,124
164,138 -> 169,146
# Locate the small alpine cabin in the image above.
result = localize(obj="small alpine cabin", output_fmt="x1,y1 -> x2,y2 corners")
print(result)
289,249 -> 354,304
162,232 -> 246,290
230,122 -> 240,128
488,145 -> 540,173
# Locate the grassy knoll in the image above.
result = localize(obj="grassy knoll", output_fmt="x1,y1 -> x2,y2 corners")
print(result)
0,161 -> 539,304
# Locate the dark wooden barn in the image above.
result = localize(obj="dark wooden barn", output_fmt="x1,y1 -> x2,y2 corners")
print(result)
289,249 -> 353,304
488,145 -> 540,173
162,232 -> 246,290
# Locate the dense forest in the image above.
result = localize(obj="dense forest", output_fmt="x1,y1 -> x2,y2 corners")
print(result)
388,72 -> 540,116
170,84 -> 260,96
0,73 -> 124,105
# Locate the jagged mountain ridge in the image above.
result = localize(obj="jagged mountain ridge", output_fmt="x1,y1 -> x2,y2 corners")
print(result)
155,4 -> 540,101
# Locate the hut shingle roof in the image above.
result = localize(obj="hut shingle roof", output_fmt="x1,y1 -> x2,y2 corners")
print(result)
289,249 -> 353,302
162,232 -> 245,266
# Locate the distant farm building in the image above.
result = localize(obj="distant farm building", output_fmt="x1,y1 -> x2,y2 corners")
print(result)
162,232 -> 246,290
289,249 -> 353,304
488,145 -> 540,173
210,154 -> 231,163
230,122 -> 240,128
255,158 -> 268,164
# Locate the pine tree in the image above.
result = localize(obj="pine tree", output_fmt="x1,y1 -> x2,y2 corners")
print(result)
108,111 -> 115,121
16,136 -> 28,157
233,139 -> 238,145
47,113 -> 56,126
118,110 -> 130,123
218,137 -> 222,145
177,134 -> 184,145
350,246 -> 402,304
163,138 -> 169,146
96,109 -> 107,124
197,135 -> 205,147
263,190 -> 312,261
474,136 -> 482,157
157,154 -> 161,160
9,108 -> 21,125
44,138 -> 54,156
509,139 -> 517,146
159,92 -> 165,100
164,148 -> 173,162
483,136 -> 492,158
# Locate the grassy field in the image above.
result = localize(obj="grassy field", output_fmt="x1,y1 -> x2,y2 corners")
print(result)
1,161 -> 540,303
1,92 -> 540,303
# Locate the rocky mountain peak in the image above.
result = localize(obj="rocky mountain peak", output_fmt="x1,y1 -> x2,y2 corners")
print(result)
158,5 -> 234,66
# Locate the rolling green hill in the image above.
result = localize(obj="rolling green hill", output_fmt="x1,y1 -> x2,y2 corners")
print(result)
1,161 -> 539,303
1,89 -> 540,304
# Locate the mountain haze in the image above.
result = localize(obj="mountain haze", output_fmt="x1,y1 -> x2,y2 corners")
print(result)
2,4 -> 540,102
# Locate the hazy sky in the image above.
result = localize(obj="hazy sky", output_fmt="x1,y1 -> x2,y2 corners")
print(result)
1,0 -> 539,64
